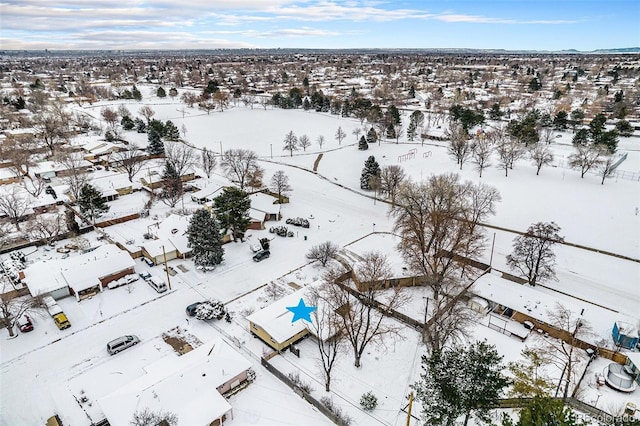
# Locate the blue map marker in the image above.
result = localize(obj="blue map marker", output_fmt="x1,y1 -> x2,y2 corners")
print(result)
286,298 -> 317,323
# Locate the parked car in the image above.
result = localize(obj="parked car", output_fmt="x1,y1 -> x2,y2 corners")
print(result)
147,276 -> 167,293
106,335 -> 140,355
253,250 -> 270,262
17,315 -> 33,332
53,313 -> 71,330
185,302 -> 203,317
138,271 -> 152,281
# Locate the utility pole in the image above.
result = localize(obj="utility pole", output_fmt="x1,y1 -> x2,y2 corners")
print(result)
489,232 -> 496,268
162,245 -> 172,290
406,391 -> 414,426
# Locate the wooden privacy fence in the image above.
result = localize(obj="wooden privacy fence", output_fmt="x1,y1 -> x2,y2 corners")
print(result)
260,357 -> 351,426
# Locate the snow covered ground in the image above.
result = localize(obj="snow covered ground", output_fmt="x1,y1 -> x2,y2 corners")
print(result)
2,89 -> 639,425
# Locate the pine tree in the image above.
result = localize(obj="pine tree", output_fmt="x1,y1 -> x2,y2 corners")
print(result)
360,155 -> 380,189
366,127 -> 378,144
77,183 -> 109,223
358,135 -> 368,150
131,85 -> 142,101
164,120 -> 180,141
160,161 -> 183,207
156,87 -> 166,98
413,340 -> 510,426
147,127 -> 165,155
213,187 -> 250,242
187,209 -> 224,269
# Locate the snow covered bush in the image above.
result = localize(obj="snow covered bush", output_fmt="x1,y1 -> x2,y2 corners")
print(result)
194,300 -> 226,320
359,391 -> 378,411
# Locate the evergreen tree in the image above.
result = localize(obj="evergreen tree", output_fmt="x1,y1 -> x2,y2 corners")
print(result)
164,120 -> 180,141
358,135 -> 368,150
148,119 -> 165,137
408,85 -> 415,98
168,87 -> 178,98
213,187 -> 250,242
134,117 -> 146,133
147,128 -> 165,155
385,123 -> 396,139
366,127 -> 378,144
501,397 -> 587,426
553,110 -> 569,130
489,103 -> 504,120
413,340 -> 510,426
156,87 -> 166,98
77,183 -> 109,223
187,209 -> 224,269
121,115 -> 135,131
360,155 -> 381,189
160,161 -> 183,207
131,85 -> 142,101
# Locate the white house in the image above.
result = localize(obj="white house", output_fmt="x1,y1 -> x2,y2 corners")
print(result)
98,338 -> 253,426
23,244 -> 136,301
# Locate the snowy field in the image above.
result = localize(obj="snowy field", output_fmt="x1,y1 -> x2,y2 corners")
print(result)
1,87 -> 639,425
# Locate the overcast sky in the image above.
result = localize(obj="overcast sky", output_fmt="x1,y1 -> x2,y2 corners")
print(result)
1,0 -> 638,51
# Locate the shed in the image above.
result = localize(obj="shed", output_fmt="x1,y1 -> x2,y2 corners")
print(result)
612,321 -> 639,350
625,353 -> 640,386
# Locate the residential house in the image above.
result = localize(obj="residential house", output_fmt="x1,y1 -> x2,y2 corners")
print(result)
98,338 -> 253,426
22,244 -> 135,301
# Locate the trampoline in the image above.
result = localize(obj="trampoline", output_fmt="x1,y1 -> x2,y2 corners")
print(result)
604,363 -> 637,393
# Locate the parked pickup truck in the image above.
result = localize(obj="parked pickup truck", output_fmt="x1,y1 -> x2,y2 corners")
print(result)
42,296 -> 71,330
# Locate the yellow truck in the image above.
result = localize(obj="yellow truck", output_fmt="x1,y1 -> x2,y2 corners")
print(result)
43,296 -> 71,330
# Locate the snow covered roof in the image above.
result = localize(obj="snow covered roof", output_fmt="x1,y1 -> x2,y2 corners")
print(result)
155,214 -> 191,255
470,272 -> 637,342
99,338 -> 251,426
246,285 -> 318,343
23,244 -> 135,296
249,192 -> 280,215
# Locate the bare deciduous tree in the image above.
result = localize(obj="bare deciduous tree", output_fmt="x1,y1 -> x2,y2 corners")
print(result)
283,130 -> 298,157
165,142 -> 197,177
447,123 -> 472,170
391,175 -> 500,353
529,143 -> 554,176
26,214 -> 64,245
317,135 -> 325,149
0,186 -> 30,231
200,147 -> 217,178
379,165 -> 406,206
101,107 -> 118,130
506,221 -> 563,287
32,110 -> 67,156
270,170 -> 291,203
306,241 -> 340,266
598,154 -> 616,185
335,126 -> 346,145
246,164 -> 264,192
306,286 -> 347,392
1,136 -> 35,178
496,138 -> 525,177
298,134 -> 311,151
535,303 -> 592,400
0,290 -> 44,338
220,148 -> 258,190
57,152 -> 89,201
327,252 -> 407,367
568,143 -> 604,178
352,127 -> 362,142
115,145 -> 147,182
470,137 -> 493,178
22,176 -> 48,197
138,105 -> 155,124
130,408 -> 178,426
